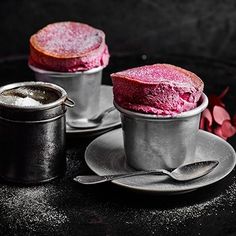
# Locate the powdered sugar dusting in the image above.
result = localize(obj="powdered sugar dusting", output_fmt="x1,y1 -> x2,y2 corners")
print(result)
149,179 -> 236,234
14,96 -> 42,107
107,174 -> 236,235
29,21 -> 110,71
0,95 -> 43,107
114,64 -> 201,87
0,185 -> 69,233
33,22 -> 103,57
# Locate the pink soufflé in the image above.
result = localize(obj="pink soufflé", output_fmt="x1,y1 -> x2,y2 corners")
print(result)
29,22 -> 109,72
111,64 -> 204,116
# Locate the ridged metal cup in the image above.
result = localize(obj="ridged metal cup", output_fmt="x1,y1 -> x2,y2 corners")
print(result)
29,65 -> 103,122
0,81 -> 74,184
115,94 -> 208,170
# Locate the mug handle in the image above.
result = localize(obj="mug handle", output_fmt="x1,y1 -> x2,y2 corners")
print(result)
63,97 -> 75,107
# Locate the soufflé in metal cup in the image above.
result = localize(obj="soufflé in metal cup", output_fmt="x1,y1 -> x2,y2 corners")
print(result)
28,21 -> 110,122
0,81 -> 74,184
111,64 -> 208,170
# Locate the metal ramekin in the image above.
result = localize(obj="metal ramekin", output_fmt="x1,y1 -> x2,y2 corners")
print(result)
115,93 -> 208,170
29,64 -> 103,122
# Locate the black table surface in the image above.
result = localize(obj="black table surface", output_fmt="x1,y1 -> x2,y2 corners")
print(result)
0,55 -> 235,236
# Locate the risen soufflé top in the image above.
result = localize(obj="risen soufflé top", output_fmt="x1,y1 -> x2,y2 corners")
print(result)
29,21 -> 109,72
111,64 -> 204,116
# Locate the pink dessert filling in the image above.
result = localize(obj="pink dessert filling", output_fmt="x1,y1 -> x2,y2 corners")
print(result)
29,22 -> 110,72
111,64 -> 204,116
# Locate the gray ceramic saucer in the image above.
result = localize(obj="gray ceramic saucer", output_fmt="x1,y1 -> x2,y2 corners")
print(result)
85,129 -> 236,194
66,85 -> 121,136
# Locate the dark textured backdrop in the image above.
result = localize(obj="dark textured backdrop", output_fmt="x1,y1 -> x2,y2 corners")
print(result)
1,0 -> 236,62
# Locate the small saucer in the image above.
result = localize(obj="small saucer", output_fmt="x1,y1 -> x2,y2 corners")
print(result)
85,129 -> 236,194
66,85 -> 121,136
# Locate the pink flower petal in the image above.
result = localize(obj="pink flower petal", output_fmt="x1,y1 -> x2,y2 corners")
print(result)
221,120 -> 236,138
213,106 -> 231,125
202,108 -> 213,126
214,126 -> 228,140
199,117 -> 204,130
199,118 -> 212,131
206,124 -> 213,132
200,108 -> 213,131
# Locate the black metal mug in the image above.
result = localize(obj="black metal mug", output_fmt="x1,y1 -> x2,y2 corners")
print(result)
0,81 -> 74,184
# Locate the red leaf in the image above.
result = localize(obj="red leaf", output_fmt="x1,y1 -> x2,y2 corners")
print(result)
213,106 -> 231,125
221,120 -> 236,138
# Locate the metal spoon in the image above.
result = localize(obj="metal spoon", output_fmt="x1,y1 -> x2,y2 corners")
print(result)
74,160 -> 219,184
67,106 -> 116,129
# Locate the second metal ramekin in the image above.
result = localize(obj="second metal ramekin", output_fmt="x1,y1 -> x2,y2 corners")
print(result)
115,94 -> 208,170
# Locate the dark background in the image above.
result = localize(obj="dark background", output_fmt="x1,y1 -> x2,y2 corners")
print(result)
1,0 -> 236,62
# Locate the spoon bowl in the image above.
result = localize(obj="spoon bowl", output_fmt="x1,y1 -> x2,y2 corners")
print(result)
67,106 -> 116,129
167,160 -> 219,181
74,160 -> 219,184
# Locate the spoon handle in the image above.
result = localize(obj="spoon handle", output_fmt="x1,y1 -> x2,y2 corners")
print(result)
73,170 -> 169,184
94,106 -> 116,120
